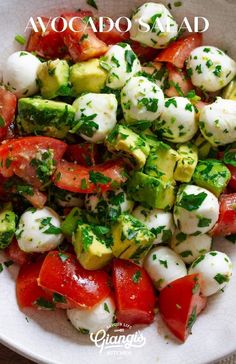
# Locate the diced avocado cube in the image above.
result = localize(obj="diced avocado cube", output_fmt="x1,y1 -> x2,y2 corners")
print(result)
140,129 -> 160,149
0,203 -> 16,250
61,208 -> 84,238
194,134 -> 212,159
105,125 -> 150,169
17,98 -> 75,139
192,159 -> 231,197
127,172 -> 176,210
144,141 -> 179,181
222,77 -> 236,100
111,213 -> 154,261
70,59 -> 107,95
73,223 -> 113,270
37,59 -> 70,99
174,143 -> 198,183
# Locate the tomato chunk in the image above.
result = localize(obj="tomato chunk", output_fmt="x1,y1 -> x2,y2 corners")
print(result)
23,188 -> 47,209
112,259 -> 156,326
60,12 -> 108,62
5,237 -> 29,266
0,137 -> 67,187
53,159 -> 127,193
38,251 -> 111,308
155,33 -> 203,69
159,274 -> 207,342
165,64 -> 193,97
16,258 -> 52,308
65,143 -> 99,166
26,17 -> 68,59
211,194 -> 236,236
130,40 -> 159,62
0,88 -> 17,140
96,19 -> 130,44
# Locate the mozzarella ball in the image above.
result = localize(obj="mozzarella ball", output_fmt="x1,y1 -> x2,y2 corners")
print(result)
186,46 -> 236,92
67,296 -> 115,334
85,188 -> 133,224
171,230 -> 212,264
132,206 -> 175,244
101,43 -> 141,89
144,246 -> 187,290
3,51 -> 41,97
154,97 -> 198,143
130,2 -> 178,49
174,185 -> 219,235
121,76 -> 164,126
73,93 -> 117,143
199,97 -> 236,146
189,251 -> 233,296
16,207 -> 63,253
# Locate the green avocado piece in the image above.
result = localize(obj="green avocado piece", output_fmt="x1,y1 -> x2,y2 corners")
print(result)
111,213 -> 154,261
105,125 -> 150,169
145,141 -> 179,181
0,203 -> 16,250
174,143 -> 198,183
222,77 -> 236,100
17,98 -> 75,139
73,223 -> 113,270
37,59 -> 70,99
70,59 -> 107,95
194,134 -> 212,159
127,171 -> 176,210
192,159 -> 231,197
61,207 -> 84,238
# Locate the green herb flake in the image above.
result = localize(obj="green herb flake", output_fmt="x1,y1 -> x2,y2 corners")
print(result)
198,216 -> 211,228
125,50 -> 136,73
0,263 -> 3,273
214,273 -> 229,284
165,98 -> 177,108
35,297 -> 55,310
4,260 -> 14,268
15,34 -> 26,45
191,255 -> 205,269
180,250 -> 193,258
132,270 -> 142,284
53,292 -> 67,304
104,302 -> 110,313
213,65 -> 222,77
178,191 -> 207,211
0,115 -> 5,127
89,170 -> 112,185
159,259 -> 168,268
187,305 -> 197,331
58,252 -> 69,262
86,0 -> 98,9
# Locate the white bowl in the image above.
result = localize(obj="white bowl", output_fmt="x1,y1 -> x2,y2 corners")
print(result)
1,0 -> 236,363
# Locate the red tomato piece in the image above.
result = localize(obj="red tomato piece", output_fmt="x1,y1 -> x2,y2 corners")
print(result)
211,194 -> 236,236
96,19 -> 130,44
0,88 -> 17,140
16,258 -> 52,308
130,40 -> 159,62
53,159 -> 127,193
60,12 -> 108,62
165,64 -> 193,97
112,259 -> 156,326
24,188 -> 47,209
0,137 -> 67,187
159,274 -> 207,342
65,143 -> 98,166
38,251 -> 111,308
155,33 -> 203,69
5,237 -> 29,266
26,17 -> 68,59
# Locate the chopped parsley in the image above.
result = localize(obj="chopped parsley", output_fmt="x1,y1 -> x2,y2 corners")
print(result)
159,259 -> 168,268
198,216 -> 211,228
35,297 -> 55,310
213,65 -> 222,77
187,305 -> 197,331
191,254 -> 205,269
165,98 -> 177,108
71,113 -> 98,137
138,97 -> 158,112
15,34 -> 26,45
86,0 -> 98,9
89,171 -> 112,184
132,270 -> 142,283
214,273 -> 230,284
180,250 -> 193,258
104,302 -> 110,313
0,115 -> 5,127
125,50 -> 136,72
177,191 -> 207,211
39,217 -> 61,235
53,292 -> 67,304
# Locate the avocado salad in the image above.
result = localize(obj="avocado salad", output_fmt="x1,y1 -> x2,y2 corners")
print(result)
0,1 -> 236,343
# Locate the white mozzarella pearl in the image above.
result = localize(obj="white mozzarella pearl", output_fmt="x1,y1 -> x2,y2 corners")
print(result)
3,51 -> 41,97
186,46 -> 236,92
130,2 -> 178,49
16,207 -> 63,253
144,246 -> 187,290
174,185 -> 219,235
189,251 -> 233,296
67,296 -> 115,333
